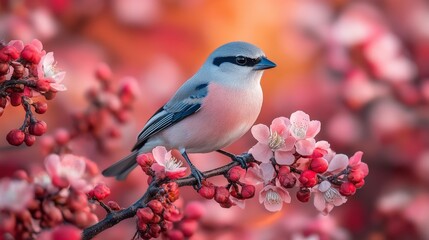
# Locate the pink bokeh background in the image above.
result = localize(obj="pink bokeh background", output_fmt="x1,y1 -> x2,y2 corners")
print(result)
1,0 -> 429,239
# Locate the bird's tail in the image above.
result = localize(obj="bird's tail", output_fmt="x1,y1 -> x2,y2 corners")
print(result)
102,151 -> 138,180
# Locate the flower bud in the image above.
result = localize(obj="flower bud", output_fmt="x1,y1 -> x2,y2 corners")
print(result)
149,224 -> 161,238
21,44 -> 41,64
310,157 -> 328,173
37,79 -> 51,92
227,166 -> 245,182
354,179 -> 365,188
91,183 -> 111,200
29,120 -> 47,136
147,200 -> 163,214
296,188 -> 311,202
43,91 -> 56,100
10,92 -> 22,106
339,182 -> 356,196
6,129 -> 25,146
11,62 -> 24,78
241,184 -> 255,199
13,170 -> 29,181
0,62 -> 9,75
348,169 -> 365,183
137,153 -> 154,167
107,201 -> 121,211
184,201 -> 205,220
137,207 -> 154,224
52,225 -> 81,240
166,230 -> 184,240
95,62 -> 112,82
180,219 -> 198,237
34,101 -> 48,114
0,97 -> 7,108
299,170 -> 318,188
24,134 -> 36,146
278,166 -> 296,188
0,45 -> 20,62
214,186 -> 230,204
198,182 -> 215,199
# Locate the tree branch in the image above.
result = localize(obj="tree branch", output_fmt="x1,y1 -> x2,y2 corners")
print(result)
82,153 -> 255,240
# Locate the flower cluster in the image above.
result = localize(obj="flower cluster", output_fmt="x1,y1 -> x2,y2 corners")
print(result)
0,39 -> 66,146
245,111 -> 369,215
0,153 -> 101,239
70,63 -> 138,151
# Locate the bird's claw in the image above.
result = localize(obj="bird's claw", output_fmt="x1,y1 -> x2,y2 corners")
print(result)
190,166 -> 205,190
232,154 -> 249,169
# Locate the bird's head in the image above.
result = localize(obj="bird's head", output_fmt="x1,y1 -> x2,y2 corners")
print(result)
203,41 -> 276,86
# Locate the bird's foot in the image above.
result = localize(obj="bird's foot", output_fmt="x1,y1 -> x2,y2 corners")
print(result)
231,153 -> 250,169
189,165 -> 205,190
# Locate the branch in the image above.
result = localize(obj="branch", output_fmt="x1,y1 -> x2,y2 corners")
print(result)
82,153 -> 255,240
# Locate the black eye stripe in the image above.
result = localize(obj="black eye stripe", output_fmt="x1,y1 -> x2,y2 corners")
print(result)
213,56 -> 261,67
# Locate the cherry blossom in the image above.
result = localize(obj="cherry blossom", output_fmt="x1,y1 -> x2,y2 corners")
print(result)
290,111 -> 321,156
249,117 -> 296,165
326,154 -> 349,175
38,52 -> 66,92
151,146 -> 187,180
313,180 -> 347,215
0,178 -> 34,212
244,162 -> 275,186
44,153 -> 89,191
259,183 -> 291,212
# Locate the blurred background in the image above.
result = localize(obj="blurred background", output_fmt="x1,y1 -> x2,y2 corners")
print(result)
1,0 -> 429,239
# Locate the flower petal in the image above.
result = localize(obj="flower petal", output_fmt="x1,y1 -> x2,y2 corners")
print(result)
349,151 -> 363,167
280,136 -> 296,151
30,39 -> 44,52
270,117 -> 290,136
52,71 -> 66,83
43,52 -> 55,67
251,124 -> 270,144
295,139 -> 316,156
260,162 -> 275,184
50,83 -> 67,92
249,143 -> 273,163
44,154 -> 61,177
166,167 -> 187,179
61,154 -> 86,177
152,146 -> 168,166
290,111 -> 310,139
306,120 -> 321,138
275,150 -> 295,165
327,154 -> 349,174
264,199 -> 283,212
318,180 -> 331,192
313,192 -> 326,212
244,166 -> 264,185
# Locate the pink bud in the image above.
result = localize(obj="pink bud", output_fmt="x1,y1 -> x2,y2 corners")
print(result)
299,170 -> 318,188
13,170 -> 29,181
29,120 -> 47,136
11,62 -> 24,78
147,200 -> 163,214
166,230 -> 184,240
52,225 -> 81,240
43,91 -> 57,100
278,166 -> 296,188
137,207 -> 154,223
21,44 -> 41,64
149,224 -> 161,238
137,153 -> 154,167
0,62 -> 9,75
198,181 -> 215,199
9,92 -> 22,106
348,169 -> 365,183
227,166 -> 245,182
24,134 -> 36,146
180,219 -> 198,237
54,128 -> 70,145
0,45 -> 20,62
0,97 -> 6,108
214,186 -> 230,204
107,201 -> 121,211
95,62 -> 112,82
92,183 -> 111,200
6,129 -> 25,146
37,79 -> 51,92
240,184 -> 255,199
34,101 -> 48,114
354,179 -> 365,188
296,188 -> 311,202
184,201 -> 205,220
339,182 -> 356,196
310,157 -> 328,173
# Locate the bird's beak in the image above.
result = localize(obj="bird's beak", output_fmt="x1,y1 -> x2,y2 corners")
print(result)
253,57 -> 276,70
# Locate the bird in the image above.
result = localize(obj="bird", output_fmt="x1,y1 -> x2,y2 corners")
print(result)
102,41 -> 276,188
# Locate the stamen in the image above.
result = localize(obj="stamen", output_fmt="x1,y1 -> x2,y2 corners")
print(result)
266,189 -> 282,204
268,131 -> 285,150
324,187 -> 341,203
165,157 -> 183,171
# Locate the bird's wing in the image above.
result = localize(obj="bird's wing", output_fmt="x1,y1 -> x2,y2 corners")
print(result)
131,82 -> 209,151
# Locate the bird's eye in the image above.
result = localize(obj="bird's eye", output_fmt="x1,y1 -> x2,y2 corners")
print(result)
235,56 -> 247,65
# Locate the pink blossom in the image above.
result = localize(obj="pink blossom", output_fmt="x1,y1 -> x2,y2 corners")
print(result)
349,151 -> 368,175
259,183 -> 291,212
0,178 -> 34,212
249,117 -> 296,165
151,146 -> 187,179
44,154 -> 89,191
313,180 -> 347,215
38,52 -> 67,92
290,111 -> 321,156
326,154 -> 349,175
244,162 -> 275,186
